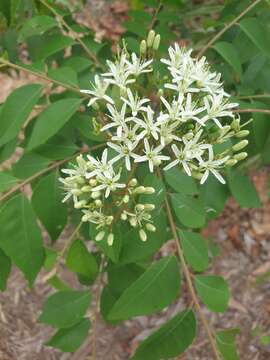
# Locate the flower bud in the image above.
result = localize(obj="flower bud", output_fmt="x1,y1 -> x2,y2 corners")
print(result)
89,179 -> 97,186
235,130 -> 250,138
136,204 -> 145,211
121,212 -> 128,221
233,152 -> 248,161
134,186 -> 146,194
153,158 -> 161,166
106,216 -> 114,225
129,178 -> 138,187
94,199 -> 102,207
130,217 -> 137,227
144,204 -> 155,211
92,102 -> 100,111
91,191 -> 101,199
82,214 -> 89,222
71,189 -> 82,196
232,140 -> 248,151
81,185 -> 91,192
147,30 -> 155,47
220,125 -> 231,135
146,223 -> 156,232
153,34 -> 160,50
140,40 -> 147,56
107,233 -> 114,246
231,118 -> 240,131
123,194 -> 130,203
74,200 -> 87,209
139,229 -> 147,242
96,231 -> 105,242
225,159 -> 238,166
184,132 -> 194,140
144,187 -> 155,194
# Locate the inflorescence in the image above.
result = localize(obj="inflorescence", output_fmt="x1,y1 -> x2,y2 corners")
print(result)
60,30 -> 250,246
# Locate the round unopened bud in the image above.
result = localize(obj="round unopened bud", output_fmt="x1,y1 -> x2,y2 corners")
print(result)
233,152 -> 248,161
129,178 -> 138,187
82,214 -> 89,222
157,89 -> 164,97
236,130 -> 250,138
81,185 -> 91,192
144,204 -> 155,211
77,177 -> 85,185
144,187 -> 155,194
107,233 -> 114,246
134,186 -> 146,194
221,125 -> 231,135
184,132 -> 194,140
95,231 -> 105,242
153,34 -> 160,50
91,191 -> 101,199
232,140 -> 248,152
147,30 -> 155,47
123,194 -> 130,203
94,199 -> 102,207
71,189 -> 82,196
139,229 -> 147,242
153,158 -> 161,166
140,40 -> 147,55
74,200 -> 87,209
225,159 -> 238,166
130,217 -> 137,227
136,204 -> 145,211
192,171 -> 203,180
121,212 -> 128,221
89,179 -> 97,186
106,216 -> 114,225
146,223 -> 156,232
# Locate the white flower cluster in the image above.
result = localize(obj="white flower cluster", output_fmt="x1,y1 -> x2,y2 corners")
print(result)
60,32 -> 250,245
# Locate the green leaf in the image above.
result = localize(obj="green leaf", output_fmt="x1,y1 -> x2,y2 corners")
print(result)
0,248 -> 11,291
27,98 -> 82,151
171,193 -> 206,228
213,42 -> 242,76
48,67 -> 79,88
139,173 -> 165,208
0,172 -> 18,192
132,309 -> 196,360
164,168 -> 198,195
47,318 -> 91,352
12,153 -> 50,179
39,290 -> 91,328
216,328 -> 240,360
28,34 -> 75,61
66,240 -> 98,281
0,194 -> 44,285
32,171 -> 68,241
179,231 -> 209,272
63,56 -> 92,73
239,18 -> 270,59
34,134 -> 78,160
0,84 -> 43,146
19,15 -> 57,40
108,256 -> 180,320
195,275 -> 230,313
227,170 -> 261,208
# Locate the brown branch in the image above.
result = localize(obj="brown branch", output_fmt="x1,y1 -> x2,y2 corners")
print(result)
198,0 -> 264,58
235,108 -> 270,115
157,168 -> 221,360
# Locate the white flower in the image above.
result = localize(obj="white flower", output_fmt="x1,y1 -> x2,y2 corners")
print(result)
86,149 -> 112,179
102,52 -> 135,90
157,120 -> 181,146
121,88 -> 149,117
108,141 -> 138,171
202,93 -> 238,128
161,43 -> 192,72
101,103 -> 131,136
180,93 -> 205,124
134,138 -> 169,172
159,95 -> 184,122
124,52 -> 153,76
93,170 -> 125,198
199,147 -> 229,184
111,123 -> 140,147
163,143 -> 193,175
81,75 -> 114,106
134,106 -> 160,141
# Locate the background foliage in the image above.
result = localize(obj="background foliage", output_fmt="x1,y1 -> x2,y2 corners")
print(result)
0,0 -> 270,359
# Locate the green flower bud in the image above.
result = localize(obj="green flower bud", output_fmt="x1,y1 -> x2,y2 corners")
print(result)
235,130 -> 250,138
91,191 -> 101,199
232,140 -> 248,151
92,102 -> 100,111
144,204 -> 155,211
140,40 -> 147,55
94,199 -> 102,207
123,194 -> 130,203
231,117 -> 240,130
139,229 -> 147,242
89,179 -> 97,186
144,187 -> 155,194
233,152 -> 248,161
96,231 -> 105,242
153,34 -> 160,50
71,189 -> 82,196
82,214 -> 89,222
107,233 -> 114,246
106,216 -> 114,225
146,223 -> 156,232
136,204 -> 145,211
129,178 -> 138,187
134,186 -> 145,194
121,212 -> 128,221
147,30 -> 155,47
130,217 -> 137,227
81,185 -> 91,192
225,159 -> 238,166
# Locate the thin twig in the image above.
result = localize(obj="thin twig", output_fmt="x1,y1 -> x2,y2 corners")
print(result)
157,169 -> 221,360
39,0 -> 101,67
0,143 -> 105,203
237,94 -> 270,100
0,58 -> 87,97
234,108 -> 270,115
148,0 -> 163,30
198,0 -> 264,58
